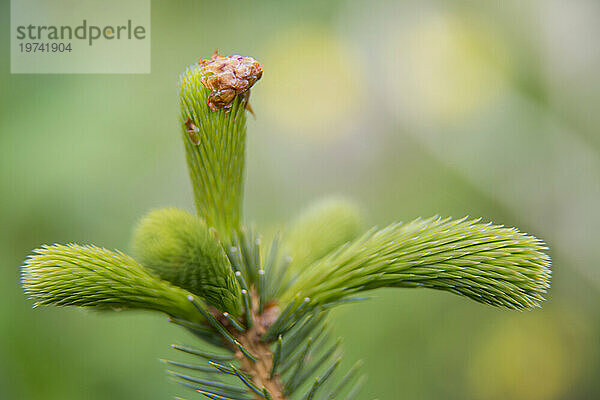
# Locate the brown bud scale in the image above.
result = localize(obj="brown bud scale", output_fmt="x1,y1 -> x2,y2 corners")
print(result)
184,117 -> 201,145
199,51 -> 263,112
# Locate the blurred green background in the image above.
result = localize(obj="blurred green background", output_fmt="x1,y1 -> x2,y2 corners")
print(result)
2,0 -> 599,399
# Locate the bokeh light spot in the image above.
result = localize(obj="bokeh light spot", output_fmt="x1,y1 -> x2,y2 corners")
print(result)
381,10 -> 513,124
260,26 -> 364,141
467,314 -> 570,400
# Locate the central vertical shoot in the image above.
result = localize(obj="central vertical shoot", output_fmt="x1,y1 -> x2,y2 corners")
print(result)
178,53 -> 262,240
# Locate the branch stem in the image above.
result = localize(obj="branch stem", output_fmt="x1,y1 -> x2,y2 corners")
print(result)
216,290 -> 285,400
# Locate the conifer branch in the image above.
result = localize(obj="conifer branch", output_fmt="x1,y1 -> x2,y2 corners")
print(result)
280,217 -> 551,311
20,52 -> 552,400
21,244 -> 200,322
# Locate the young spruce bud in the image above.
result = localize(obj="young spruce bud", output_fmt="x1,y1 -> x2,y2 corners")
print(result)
281,197 -> 362,288
178,52 -> 262,239
131,207 -> 242,316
